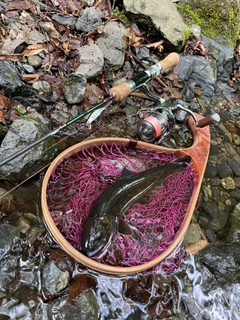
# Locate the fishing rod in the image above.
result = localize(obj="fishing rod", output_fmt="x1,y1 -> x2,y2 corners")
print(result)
0,53 -> 180,168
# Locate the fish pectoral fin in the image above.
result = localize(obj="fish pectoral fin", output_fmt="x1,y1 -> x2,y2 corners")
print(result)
114,217 -> 133,236
119,167 -> 136,179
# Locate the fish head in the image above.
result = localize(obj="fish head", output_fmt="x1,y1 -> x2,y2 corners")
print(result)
81,215 -> 114,257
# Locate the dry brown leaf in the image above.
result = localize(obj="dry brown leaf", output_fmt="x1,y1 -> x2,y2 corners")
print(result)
0,93 -> 11,124
186,239 -> 209,255
0,54 -> 23,62
67,274 -> 97,305
145,41 -> 164,52
22,44 -> 47,57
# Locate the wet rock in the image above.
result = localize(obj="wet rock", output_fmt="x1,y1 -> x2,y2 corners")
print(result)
204,164 -> 218,178
0,113 -> 56,181
201,203 -> 219,219
227,158 -> 240,176
42,260 -> 70,295
27,55 -> 42,69
124,0 -> 188,48
62,73 -> 86,104
178,55 -> 216,98
0,224 -> 20,259
76,7 -> 102,32
52,14 -> 76,29
202,35 -> 234,82
46,289 -> 99,320
230,190 -> 240,201
220,177 -> 235,190
196,243 -> 240,284
227,203 -> 240,243
127,307 -> 152,320
217,161 -> 233,178
96,21 -> 127,71
182,223 -> 202,247
76,43 -> 104,79
64,289 -> 99,320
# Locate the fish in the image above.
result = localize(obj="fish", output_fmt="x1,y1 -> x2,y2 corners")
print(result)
81,155 -> 191,257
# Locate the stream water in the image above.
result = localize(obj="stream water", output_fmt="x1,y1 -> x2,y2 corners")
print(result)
0,152 -> 239,319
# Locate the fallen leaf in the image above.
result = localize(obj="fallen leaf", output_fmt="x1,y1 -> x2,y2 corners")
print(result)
0,93 -> 11,124
145,40 -> 164,52
67,274 -> 97,304
186,239 -> 209,255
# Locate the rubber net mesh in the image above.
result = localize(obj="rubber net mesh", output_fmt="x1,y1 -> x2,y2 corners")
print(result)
46,143 -> 195,269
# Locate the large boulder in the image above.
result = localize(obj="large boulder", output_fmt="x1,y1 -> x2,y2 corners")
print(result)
0,113 -> 56,181
123,0 -> 189,48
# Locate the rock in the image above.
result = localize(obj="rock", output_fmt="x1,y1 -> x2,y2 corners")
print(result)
96,21 -> 127,71
64,289 -> 99,320
204,164 -> 218,178
22,64 -> 35,74
196,243 -> 240,283
76,43 -> 104,79
52,14 -> 76,29
178,55 -> 216,98
217,162 -> 233,178
228,158 -> 240,176
227,203 -> 240,243
0,60 -> 24,96
201,35 -> 234,82
230,190 -> 240,201
62,73 -> 87,104
201,203 -> 219,219
32,80 -> 52,99
76,7 -> 102,32
182,223 -> 202,247
177,0 -> 240,47
0,113 -> 56,181
220,177 -> 235,190
27,55 -> 43,69
42,260 -> 70,295
0,224 -> 20,259
124,0 -> 188,48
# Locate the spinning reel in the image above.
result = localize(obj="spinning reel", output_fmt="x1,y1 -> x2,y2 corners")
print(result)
136,85 -> 220,144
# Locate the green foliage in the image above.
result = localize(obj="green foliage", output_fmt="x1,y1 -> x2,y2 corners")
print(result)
177,0 -> 240,47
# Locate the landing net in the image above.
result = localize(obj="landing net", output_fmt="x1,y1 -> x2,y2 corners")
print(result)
46,143 -> 195,268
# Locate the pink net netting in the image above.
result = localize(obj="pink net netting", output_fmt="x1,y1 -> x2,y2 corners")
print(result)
46,143 -> 195,269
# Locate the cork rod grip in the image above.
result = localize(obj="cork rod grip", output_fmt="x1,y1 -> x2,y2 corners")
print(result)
158,52 -> 180,71
109,82 -> 131,102
110,52 -> 180,101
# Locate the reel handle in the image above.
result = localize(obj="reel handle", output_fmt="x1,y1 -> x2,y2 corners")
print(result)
110,53 -> 180,101
197,113 -> 220,128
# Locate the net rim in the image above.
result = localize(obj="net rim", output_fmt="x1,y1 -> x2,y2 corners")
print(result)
41,133 -> 208,275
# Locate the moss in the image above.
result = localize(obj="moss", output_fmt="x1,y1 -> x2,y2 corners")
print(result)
177,0 -> 240,47
113,7 -> 130,26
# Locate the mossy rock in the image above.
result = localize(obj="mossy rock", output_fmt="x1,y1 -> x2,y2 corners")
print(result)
177,0 -> 240,47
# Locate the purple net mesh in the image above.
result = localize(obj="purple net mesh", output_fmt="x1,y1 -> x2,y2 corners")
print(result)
46,143 -> 195,269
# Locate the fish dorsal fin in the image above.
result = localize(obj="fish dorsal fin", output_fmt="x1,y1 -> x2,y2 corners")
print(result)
119,167 -> 136,179
114,217 -> 133,236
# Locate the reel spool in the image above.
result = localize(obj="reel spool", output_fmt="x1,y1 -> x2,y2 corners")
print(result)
137,106 -> 175,143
